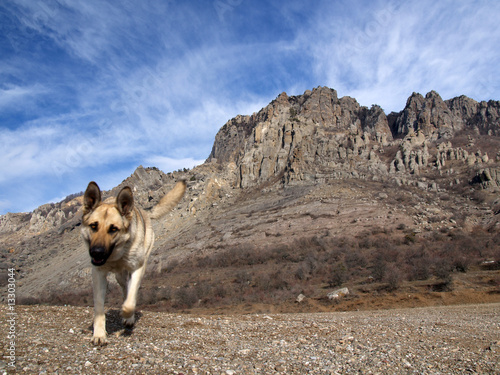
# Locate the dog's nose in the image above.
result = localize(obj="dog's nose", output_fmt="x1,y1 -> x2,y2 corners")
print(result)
90,246 -> 106,260
90,246 -> 108,266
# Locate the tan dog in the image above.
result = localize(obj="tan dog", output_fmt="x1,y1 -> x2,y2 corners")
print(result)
82,180 -> 186,345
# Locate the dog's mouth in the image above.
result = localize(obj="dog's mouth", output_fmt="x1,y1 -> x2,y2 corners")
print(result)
91,257 -> 108,266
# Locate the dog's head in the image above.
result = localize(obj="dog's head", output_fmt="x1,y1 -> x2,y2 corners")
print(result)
81,182 -> 134,266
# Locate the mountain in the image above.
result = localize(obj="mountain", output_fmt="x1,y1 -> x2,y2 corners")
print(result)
1,86 -> 499,312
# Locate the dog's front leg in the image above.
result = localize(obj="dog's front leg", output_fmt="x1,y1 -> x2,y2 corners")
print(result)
121,264 -> 146,327
115,270 -> 130,300
92,267 -> 108,345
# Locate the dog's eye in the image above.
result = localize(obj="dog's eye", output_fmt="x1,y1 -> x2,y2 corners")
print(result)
89,223 -> 98,231
108,225 -> 119,233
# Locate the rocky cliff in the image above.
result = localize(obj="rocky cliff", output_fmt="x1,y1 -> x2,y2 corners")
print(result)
390,91 -> 500,138
208,86 -> 500,190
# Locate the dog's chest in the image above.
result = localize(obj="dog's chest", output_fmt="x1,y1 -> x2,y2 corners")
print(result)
100,252 -> 144,273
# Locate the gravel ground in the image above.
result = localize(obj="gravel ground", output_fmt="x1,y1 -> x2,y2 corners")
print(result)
1,303 -> 499,374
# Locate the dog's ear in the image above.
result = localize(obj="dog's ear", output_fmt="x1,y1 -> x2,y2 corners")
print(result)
116,186 -> 134,217
83,181 -> 101,214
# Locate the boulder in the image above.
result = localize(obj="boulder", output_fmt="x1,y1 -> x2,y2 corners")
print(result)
296,294 -> 306,303
327,287 -> 349,300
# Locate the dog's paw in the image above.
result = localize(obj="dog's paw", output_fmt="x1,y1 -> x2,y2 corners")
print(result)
92,335 -> 108,346
121,305 -> 135,328
121,303 -> 134,317
123,314 -> 135,328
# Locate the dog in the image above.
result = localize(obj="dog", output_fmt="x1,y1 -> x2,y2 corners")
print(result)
81,180 -> 186,345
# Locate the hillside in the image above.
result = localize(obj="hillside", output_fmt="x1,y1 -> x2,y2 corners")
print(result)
1,86 -> 499,312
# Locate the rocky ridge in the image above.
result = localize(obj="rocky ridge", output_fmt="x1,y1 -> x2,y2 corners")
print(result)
208,87 -> 500,190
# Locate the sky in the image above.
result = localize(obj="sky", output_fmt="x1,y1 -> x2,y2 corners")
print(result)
1,0 -> 499,214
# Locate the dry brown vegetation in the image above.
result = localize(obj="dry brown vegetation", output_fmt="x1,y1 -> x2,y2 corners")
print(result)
22,224 -> 500,314
150,226 -> 499,311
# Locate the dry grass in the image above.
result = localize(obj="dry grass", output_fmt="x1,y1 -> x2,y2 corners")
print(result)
30,224 -> 500,313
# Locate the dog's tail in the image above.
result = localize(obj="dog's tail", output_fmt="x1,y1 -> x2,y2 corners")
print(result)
150,180 -> 187,220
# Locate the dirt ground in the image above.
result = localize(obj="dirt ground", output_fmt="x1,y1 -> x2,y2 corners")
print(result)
1,303 -> 499,374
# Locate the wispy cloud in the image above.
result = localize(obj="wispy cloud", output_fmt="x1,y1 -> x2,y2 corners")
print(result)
0,83 -> 47,110
9,0 -> 138,64
305,1 -> 500,112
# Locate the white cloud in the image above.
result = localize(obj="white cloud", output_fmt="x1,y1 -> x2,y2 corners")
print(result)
99,41 -> 277,159
11,0 -> 125,64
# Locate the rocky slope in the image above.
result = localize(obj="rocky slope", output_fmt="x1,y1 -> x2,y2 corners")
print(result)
0,86 -> 499,308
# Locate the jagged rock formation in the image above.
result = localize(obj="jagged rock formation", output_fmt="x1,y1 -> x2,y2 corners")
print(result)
208,87 -> 393,188
473,167 -> 500,189
208,86 -> 500,190
390,91 -> 500,138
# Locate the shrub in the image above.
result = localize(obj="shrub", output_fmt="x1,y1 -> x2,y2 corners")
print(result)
358,236 -> 373,249
345,249 -> 368,272
405,246 -> 432,281
234,270 -> 252,285
452,255 -> 471,273
294,264 -> 308,281
397,223 -> 407,230
327,261 -> 347,287
404,233 -> 416,244
213,284 -> 227,299
385,264 -> 404,291
270,270 -> 289,290
254,272 -> 272,291
407,256 -> 432,281
372,256 -> 386,282
139,287 -> 158,305
156,286 -> 172,301
433,258 -> 453,283
17,295 -> 41,305
164,259 -> 179,273
174,287 -> 198,309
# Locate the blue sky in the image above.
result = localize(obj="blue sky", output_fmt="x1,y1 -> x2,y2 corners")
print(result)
1,0 -> 499,214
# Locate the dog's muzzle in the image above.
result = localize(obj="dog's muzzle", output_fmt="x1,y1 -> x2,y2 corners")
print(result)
89,246 -> 112,266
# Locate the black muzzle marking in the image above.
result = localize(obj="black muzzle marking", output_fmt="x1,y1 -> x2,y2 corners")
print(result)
89,245 -> 113,266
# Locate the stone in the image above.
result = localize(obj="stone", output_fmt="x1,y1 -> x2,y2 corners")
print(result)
327,287 -> 349,300
296,294 -> 306,303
